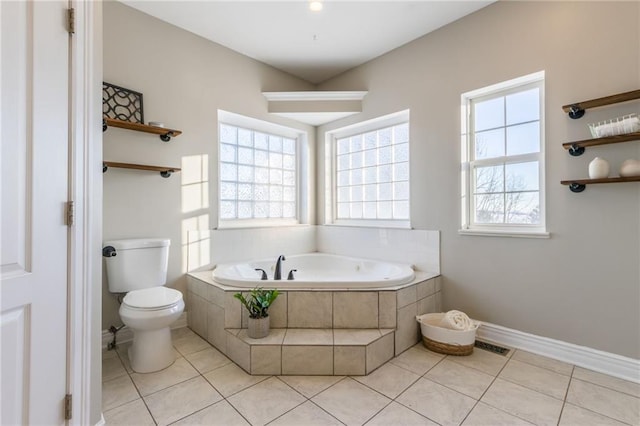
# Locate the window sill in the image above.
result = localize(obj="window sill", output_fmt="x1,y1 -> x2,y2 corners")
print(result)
330,220 -> 411,229
458,229 -> 550,239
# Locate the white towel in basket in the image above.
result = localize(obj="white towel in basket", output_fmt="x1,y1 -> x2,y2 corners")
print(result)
440,310 -> 474,331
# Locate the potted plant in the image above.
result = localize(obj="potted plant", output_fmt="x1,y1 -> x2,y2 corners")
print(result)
234,287 -> 280,339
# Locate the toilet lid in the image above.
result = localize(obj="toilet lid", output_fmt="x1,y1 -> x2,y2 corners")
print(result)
123,287 -> 183,310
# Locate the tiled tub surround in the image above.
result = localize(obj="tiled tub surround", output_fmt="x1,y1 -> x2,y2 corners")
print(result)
187,271 -> 441,375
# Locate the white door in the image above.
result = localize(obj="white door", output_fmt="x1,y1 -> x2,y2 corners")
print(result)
1,0 -> 71,424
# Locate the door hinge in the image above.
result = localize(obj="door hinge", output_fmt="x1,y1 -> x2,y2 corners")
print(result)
67,8 -> 75,34
64,394 -> 72,420
65,201 -> 75,227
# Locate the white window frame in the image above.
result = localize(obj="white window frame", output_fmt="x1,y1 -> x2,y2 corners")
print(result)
460,71 -> 549,238
325,110 -> 411,228
217,110 -> 308,229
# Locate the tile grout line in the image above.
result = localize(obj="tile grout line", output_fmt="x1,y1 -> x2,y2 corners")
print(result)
556,365 -> 576,426
115,346 -> 159,425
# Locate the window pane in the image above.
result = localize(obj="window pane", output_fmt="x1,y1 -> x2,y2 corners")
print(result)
378,128 -> 392,146
238,128 -> 252,147
363,202 -> 376,218
269,169 -> 282,185
337,138 -> 350,155
474,194 -> 504,223
507,122 -> 540,156
269,152 -> 282,169
220,144 -> 236,162
220,182 -> 236,200
394,123 -> 409,143
506,88 -> 539,125
378,183 -> 393,201
254,132 -> 268,150
220,201 -> 236,219
269,186 -> 283,201
351,169 -> 363,186
238,147 -> 253,165
238,201 -> 252,218
283,187 -> 295,202
283,170 -> 295,186
220,124 -> 237,144
394,181 -> 409,200
351,135 -> 363,152
351,151 -> 363,169
378,164 -> 392,183
255,150 -> 268,167
337,203 -> 349,218
338,154 -> 350,171
474,97 -> 504,131
379,146 -> 392,165
338,187 -> 350,203
363,166 -> 377,184
282,138 -> 296,154
363,184 -> 376,201
393,201 -> 409,219
269,202 -> 282,218
220,163 -> 237,181
238,165 -> 253,182
475,165 -> 504,194
255,185 -> 268,201
506,192 -> 540,224
394,162 -> 409,181
351,186 -> 363,202
394,143 -> 409,162
238,184 -> 252,200
269,135 -> 282,152
378,201 -> 392,219
338,170 -> 349,186
283,154 -> 295,170
506,161 -> 539,192
364,149 -> 377,167
283,203 -> 295,218
255,202 -> 268,218
255,167 -> 269,184
364,132 -> 377,149
475,128 -> 504,159
350,202 -> 363,219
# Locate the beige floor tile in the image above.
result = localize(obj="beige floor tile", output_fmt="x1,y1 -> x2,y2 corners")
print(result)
184,347 -> 231,374
312,377 -> 391,425
203,362 -> 269,397
366,401 -> 437,426
512,350 -> 573,376
130,357 -> 199,396
144,376 -> 222,425
500,359 -> 570,400
462,402 -> 534,426
425,358 -> 494,400
278,375 -> 344,398
172,326 -> 196,340
481,378 -> 563,426
173,331 -> 212,356
102,355 -> 127,382
171,400 -> 250,426
227,377 -> 306,426
283,328 -> 333,345
355,362 -> 420,399
447,348 -> 509,376
102,374 -> 140,411
573,367 -> 640,397
116,342 -> 134,373
559,403 -> 628,426
567,378 -> 640,425
396,377 -> 476,426
102,347 -> 119,359
103,398 -> 155,426
269,400 -> 343,426
390,346 -> 443,375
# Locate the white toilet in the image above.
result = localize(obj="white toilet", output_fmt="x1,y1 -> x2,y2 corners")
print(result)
104,238 -> 184,373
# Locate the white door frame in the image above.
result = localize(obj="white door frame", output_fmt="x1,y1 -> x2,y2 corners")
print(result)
68,1 -> 103,424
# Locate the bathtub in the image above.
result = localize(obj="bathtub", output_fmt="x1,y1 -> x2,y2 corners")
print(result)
212,253 -> 415,290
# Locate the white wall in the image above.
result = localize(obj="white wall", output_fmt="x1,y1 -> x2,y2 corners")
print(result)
318,1 -> 640,358
102,1 -> 316,329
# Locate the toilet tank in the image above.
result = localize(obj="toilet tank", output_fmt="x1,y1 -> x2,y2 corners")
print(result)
104,238 -> 170,293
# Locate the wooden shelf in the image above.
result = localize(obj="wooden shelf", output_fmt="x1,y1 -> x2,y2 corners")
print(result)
103,117 -> 182,141
562,89 -> 640,119
103,161 -> 180,178
562,132 -> 640,156
560,176 -> 640,192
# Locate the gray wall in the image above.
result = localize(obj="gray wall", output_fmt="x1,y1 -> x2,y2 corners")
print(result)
318,1 -> 640,358
102,1 -> 315,329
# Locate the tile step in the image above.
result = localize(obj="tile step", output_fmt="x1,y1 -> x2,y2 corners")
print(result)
224,328 -> 396,375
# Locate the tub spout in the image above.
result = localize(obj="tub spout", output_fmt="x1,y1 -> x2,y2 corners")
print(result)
274,255 -> 286,280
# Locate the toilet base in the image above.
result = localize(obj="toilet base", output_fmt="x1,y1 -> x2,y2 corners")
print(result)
128,326 -> 175,373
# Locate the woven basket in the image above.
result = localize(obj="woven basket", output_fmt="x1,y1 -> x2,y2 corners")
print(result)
416,313 -> 479,356
422,335 -> 474,356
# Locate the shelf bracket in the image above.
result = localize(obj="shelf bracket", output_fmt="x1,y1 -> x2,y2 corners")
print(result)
568,143 -> 585,156
103,119 -> 107,132
160,170 -> 174,178
160,133 -> 172,142
568,183 -> 586,193
567,105 -> 585,120
102,162 -> 108,173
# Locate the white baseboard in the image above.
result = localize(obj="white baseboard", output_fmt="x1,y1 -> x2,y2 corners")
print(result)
477,322 -> 640,384
102,312 -> 188,350
95,414 -> 105,426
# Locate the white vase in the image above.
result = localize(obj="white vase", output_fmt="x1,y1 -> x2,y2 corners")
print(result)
248,316 -> 270,339
588,157 -> 610,179
619,159 -> 640,177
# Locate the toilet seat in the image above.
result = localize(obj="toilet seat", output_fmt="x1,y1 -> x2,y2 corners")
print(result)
123,287 -> 183,311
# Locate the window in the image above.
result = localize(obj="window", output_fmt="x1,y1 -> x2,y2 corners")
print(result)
218,111 -> 304,228
326,110 -> 410,227
461,71 -> 547,237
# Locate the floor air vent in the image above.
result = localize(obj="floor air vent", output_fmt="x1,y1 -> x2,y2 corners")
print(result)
474,340 -> 510,356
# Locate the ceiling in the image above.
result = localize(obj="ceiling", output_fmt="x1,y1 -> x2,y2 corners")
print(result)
120,1 -> 494,85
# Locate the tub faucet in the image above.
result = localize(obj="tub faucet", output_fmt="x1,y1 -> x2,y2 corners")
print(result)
274,255 -> 286,280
